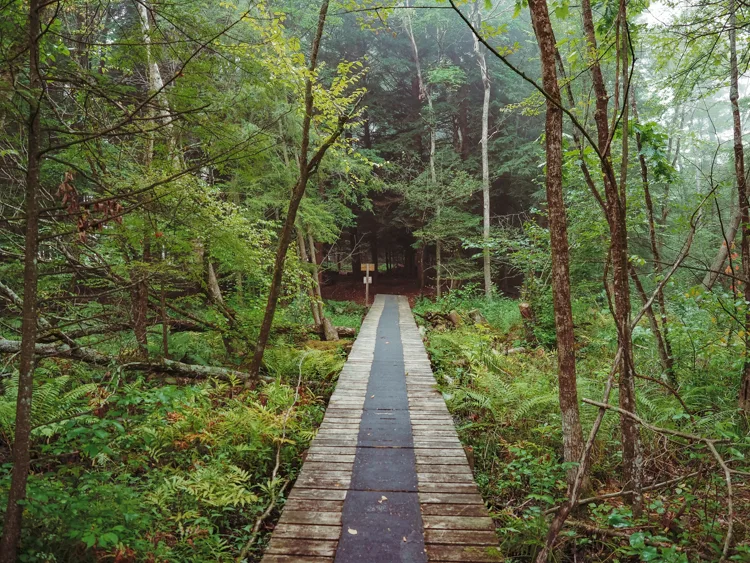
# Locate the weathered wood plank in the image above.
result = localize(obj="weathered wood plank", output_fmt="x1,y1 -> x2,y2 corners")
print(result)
283,499 -> 344,512
278,511 -> 342,526
420,504 -> 489,517
266,538 -> 338,557
262,555 -> 334,563
424,529 -> 498,545
287,488 -> 348,501
421,516 -> 494,530
417,472 -> 474,483
424,545 -> 503,562
273,524 -> 342,541
418,492 -> 484,505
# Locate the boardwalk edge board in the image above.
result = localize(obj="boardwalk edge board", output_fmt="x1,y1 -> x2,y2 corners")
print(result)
260,295 -> 501,563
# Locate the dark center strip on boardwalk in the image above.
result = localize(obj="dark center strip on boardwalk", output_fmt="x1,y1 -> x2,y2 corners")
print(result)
334,296 -> 428,563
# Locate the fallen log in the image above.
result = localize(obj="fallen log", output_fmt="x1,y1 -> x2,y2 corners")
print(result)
0,338 -> 263,383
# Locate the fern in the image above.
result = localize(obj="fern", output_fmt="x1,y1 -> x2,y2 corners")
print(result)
0,373 -> 97,440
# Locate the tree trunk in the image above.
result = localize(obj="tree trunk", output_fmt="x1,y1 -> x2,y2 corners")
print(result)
472,2 -> 492,299
0,339 -> 258,383
581,0 -> 641,512
370,229 -> 379,282
207,260 -> 224,306
436,209 -> 442,299
633,98 -> 675,381
0,1 -> 42,558
703,205 -> 742,290
630,266 -> 671,377
160,284 -> 169,358
405,4 -> 439,299
417,244 -> 425,290
298,227 -> 321,327
248,0 -> 347,380
527,0 -> 584,491
729,0 -> 750,412
308,228 -> 337,341
350,226 -> 361,276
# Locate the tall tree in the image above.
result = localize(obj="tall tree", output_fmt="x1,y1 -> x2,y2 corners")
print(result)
526,0 -> 584,491
0,1 -> 43,558
729,0 -> 750,411
248,0 -> 357,380
580,0 -> 642,513
472,1 -> 492,298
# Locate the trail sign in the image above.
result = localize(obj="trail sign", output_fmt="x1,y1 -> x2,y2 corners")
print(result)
362,263 -> 373,305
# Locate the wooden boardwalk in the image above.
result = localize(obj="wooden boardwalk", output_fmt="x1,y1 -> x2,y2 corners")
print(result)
262,295 -> 501,563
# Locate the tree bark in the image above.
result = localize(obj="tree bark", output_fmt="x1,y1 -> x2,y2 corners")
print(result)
0,0 -> 42,558
298,227 -> 322,327
527,0 -> 584,491
248,0 -> 349,380
308,229 -> 337,341
472,2 -> 492,299
729,0 -> 750,412
581,0 -> 641,511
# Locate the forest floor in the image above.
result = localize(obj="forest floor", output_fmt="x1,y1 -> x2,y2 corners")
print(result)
321,274 -> 434,306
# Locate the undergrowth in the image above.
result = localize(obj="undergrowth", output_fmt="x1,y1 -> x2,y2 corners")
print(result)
0,322 -> 352,562
415,287 -> 750,562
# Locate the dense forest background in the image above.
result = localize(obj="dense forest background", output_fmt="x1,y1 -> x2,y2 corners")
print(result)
1,0 -> 750,561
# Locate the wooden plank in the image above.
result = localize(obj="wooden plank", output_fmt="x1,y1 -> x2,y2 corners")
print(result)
263,556 -> 334,563
422,516 -> 494,530
414,448 -> 466,457
295,478 -> 351,490
418,483 -> 479,494
279,511 -> 342,526
273,524 -> 342,541
415,463 -> 473,474
424,545 -> 503,562
424,529 -> 497,545
283,499 -> 344,512
287,488 -> 347,501
266,538 -> 338,557
305,454 -> 355,463
417,472 -> 475,483
419,492 -> 484,505
420,504 -> 488,517
302,462 -> 354,472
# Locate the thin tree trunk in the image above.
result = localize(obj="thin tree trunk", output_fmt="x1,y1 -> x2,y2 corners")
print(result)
632,98 -> 675,381
131,238 -> 151,357
249,0 -> 348,380
161,284 -> 169,358
630,266 -> 671,375
298,227 -> 321,327
417,244 -> 425,290
527,0 -> 584,491
307,229 -> 325,323
405,5 -> 440,299
703,206 -> 742,290
308,229 -> 338,341
207,260 -> 224,306
472,2 -> 492,299
0,0 -> 42,558
729,0 -> 750,412
436,207 -> 442,299
581,0 -> 641,512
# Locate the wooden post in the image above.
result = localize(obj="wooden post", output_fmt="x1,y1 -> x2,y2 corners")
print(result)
365,263 -> 370,306
361,263 -> 374,306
